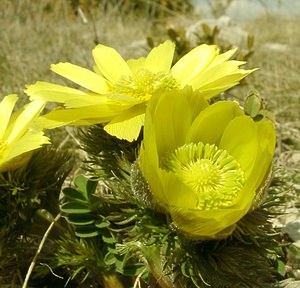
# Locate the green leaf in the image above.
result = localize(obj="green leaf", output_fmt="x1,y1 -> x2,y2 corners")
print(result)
104,252 -> 117,266
74,175 -> 98,199
244,92 -> 262,118
122,264 -> 146,276
277,259 -> 286,277
61,202 -> 91,214
75,226 -> 100,238
95,220 -> 110,228
181,261 -> 190,279
63,187 -> 88,202
66,214 -> 95,225
102,233 -> 117,244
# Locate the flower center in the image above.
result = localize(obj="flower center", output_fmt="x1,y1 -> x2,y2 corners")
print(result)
163,142 -> 245,210
110,69 -> 179,101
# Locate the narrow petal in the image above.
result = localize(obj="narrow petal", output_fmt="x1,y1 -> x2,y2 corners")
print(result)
144,40 -> 175,73
171,44 -> 219,87
5,129 -> 50,162
92,44 -> 132,82
0,94 -> 18,139
186,101 -> 243,145
209,48 -> 238,67
51,63 -> 109,94
188,60 -> 256,95
104,104 -> 146,141
25,82 -> 108,108
35,103 -> 131,129
6,100 -> 45,144
219,115 -> 258,180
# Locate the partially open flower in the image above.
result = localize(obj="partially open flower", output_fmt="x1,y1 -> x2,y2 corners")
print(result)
25,41 -> 255,142
139,89 -> 276,239
0,95 -> 50,172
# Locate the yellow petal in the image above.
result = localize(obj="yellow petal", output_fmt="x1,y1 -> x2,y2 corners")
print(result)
188,60 -> 256,95
144,40 -> 175,73
0,94 -> 18,139
209,47 -> 237,67
51,63 -> 109,94
162,171 -> 198,209
219,115 -> 258,180
0,151 -> 33,173
171,44 -> 219,87
170,206 -> 241,238
196,84 -> 239,100
150,90 -> 193,157
92,44 -> 132,82
35,103 -> 132,129
6,100 -> 45,144
127,57 -> 146,74
186,101 -> 243,145
104,104 -> 146,141
5,129 -> 50,162
139,113 -> 167,205
245,120 -> 276,193
25,82 -> 108,108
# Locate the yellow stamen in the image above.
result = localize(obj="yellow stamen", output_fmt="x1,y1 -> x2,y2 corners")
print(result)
110,69 -> 179,101
164,142 -> 245,210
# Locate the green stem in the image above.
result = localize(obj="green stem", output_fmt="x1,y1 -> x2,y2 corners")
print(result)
140,245 -> 176,288
22,213 -> 61,288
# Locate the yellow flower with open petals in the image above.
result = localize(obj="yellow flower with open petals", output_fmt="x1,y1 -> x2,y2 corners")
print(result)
139,89 -> 276,239
0,95 -> 50,172
25,41 -> 255,142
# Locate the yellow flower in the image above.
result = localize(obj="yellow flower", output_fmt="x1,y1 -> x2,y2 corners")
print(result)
139,89 -> 276,239
25,41 -> 255,142
0,95 -> 50,172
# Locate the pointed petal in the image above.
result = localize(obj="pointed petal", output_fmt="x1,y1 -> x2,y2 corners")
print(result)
25,82 -> 108,108
188,59 -> 256,95
35,103 -> 131,129
51,63 -> 109,94
6,100 -> 45,144
92,44 -> 132,82
209,47 -> 237,67
0,94 -> 18,139
144,40 -> 175,73
171,44 -> 219,87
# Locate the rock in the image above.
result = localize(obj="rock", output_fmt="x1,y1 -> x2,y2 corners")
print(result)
185,15 -> 249,48
283,220 -> 300,242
